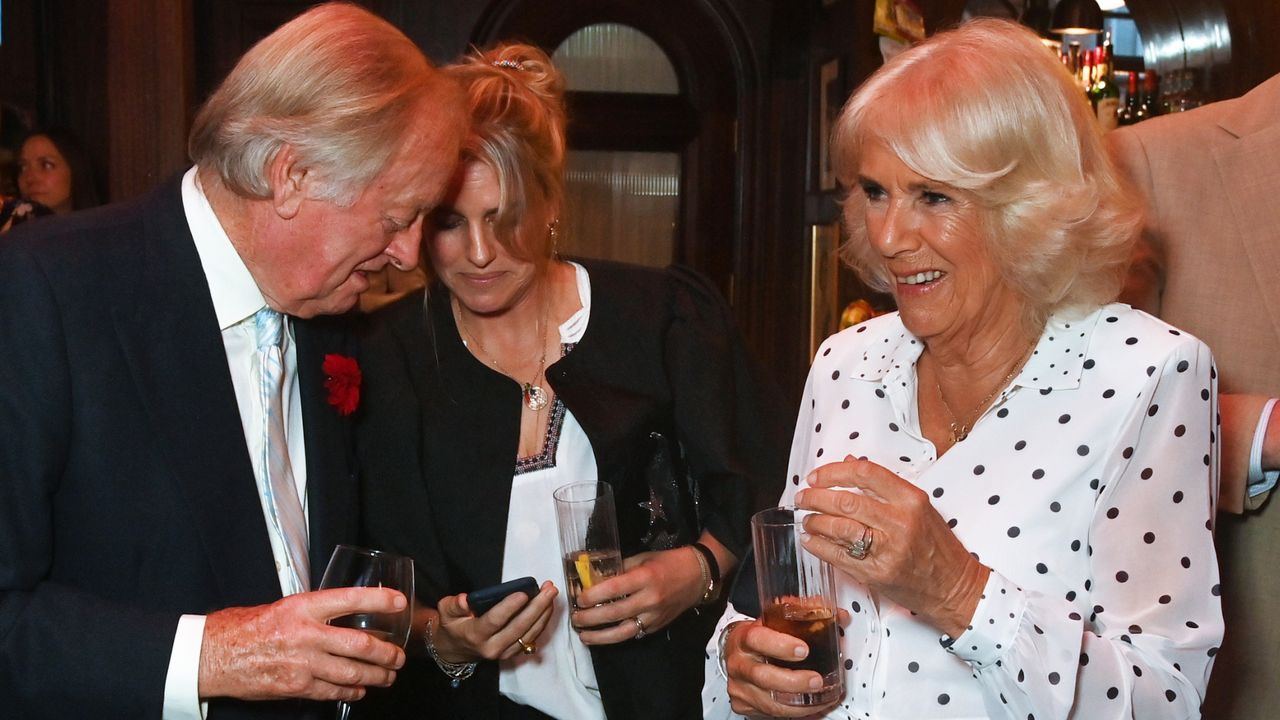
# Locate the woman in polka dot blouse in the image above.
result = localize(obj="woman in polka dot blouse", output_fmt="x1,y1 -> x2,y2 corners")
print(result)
704,19 -> 1222,720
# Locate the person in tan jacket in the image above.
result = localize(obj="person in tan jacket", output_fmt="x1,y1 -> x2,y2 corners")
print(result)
1108,70 -> 1280,719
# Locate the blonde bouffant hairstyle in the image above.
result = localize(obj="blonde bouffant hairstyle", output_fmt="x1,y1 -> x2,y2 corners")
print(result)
832,18 -> 1142,332
443,43 -> 568,261
188,2 -> 449,206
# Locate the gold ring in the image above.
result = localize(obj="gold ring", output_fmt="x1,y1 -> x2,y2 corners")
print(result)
633,616 -> 647,640
847,526 -> 874,560
516,636 -> 536,655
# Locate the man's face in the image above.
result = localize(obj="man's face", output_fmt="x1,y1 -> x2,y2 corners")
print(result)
248,101 -> 462,318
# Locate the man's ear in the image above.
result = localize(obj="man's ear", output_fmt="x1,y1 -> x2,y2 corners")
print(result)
267,144 -> 309,220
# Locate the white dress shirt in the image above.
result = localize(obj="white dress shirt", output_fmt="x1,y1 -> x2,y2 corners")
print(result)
704,304 -> 1222,719
162,166 -> 309,719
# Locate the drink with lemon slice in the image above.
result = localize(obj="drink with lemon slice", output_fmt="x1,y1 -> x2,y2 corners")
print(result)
553,482 -> 623,625
562,549 -> 623,620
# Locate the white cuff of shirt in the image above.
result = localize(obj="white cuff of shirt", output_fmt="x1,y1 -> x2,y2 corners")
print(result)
1247,398 -> 1279,498
709,604 -> 754,679
944,571 -> 1025,669
163,614 -> 209,720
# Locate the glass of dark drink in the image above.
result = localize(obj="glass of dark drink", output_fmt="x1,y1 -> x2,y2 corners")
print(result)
751,506 -> 844,706
553,481 -> 623,627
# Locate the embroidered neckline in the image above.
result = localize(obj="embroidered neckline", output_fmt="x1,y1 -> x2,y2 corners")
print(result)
513,342 -> 575,474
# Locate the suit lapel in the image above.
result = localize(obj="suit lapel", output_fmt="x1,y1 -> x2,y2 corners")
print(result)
294,318 -> 358,585
1214,117 -> 1280,342
112,180 -> 281,606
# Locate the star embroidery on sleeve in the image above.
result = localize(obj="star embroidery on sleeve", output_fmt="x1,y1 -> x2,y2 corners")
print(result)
639,488 -> 667,524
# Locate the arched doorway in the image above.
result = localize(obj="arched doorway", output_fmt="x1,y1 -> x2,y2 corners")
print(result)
471,0 -> 754,303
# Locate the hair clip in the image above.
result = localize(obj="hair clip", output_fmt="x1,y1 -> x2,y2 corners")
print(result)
492,59 -> 526,71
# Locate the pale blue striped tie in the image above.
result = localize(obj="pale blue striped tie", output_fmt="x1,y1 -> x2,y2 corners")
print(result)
255,307 -> 310,594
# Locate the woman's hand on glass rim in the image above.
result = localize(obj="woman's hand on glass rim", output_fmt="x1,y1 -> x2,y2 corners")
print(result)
796,456 -> 990,639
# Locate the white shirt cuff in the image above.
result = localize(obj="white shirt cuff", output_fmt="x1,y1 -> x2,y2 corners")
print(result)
163,614 -> 208,720
945,571 -> 1025,669
1247,398 -> 1279,498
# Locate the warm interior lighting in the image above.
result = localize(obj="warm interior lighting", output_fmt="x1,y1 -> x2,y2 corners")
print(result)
1050,0 -> 1105,35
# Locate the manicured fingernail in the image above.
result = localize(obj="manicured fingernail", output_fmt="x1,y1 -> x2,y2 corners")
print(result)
809,676 -> 823,689
794,644 -> 808,659
393,594 -> 407,609
795,490 -> 807,504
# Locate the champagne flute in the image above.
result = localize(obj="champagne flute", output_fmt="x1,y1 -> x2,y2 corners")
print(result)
319,544 -> 415,720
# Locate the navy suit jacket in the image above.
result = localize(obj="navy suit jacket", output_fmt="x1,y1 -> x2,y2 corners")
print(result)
0,177 -> 359,719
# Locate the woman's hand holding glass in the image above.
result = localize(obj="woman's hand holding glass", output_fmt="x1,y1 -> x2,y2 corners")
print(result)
431,581 -> 559,662
571,545 -> 707,645
796,456 -> 990,638
722,619 -> 844,718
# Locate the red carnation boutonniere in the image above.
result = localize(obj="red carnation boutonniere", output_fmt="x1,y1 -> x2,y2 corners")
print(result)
322,353 -> 362,416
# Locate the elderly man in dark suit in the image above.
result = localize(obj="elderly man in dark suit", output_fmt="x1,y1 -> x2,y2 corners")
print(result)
1109,71 -> 1280,719
0,4 -> 463,718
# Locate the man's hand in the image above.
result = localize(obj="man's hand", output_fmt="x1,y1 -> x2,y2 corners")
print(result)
198,587 -> 407,703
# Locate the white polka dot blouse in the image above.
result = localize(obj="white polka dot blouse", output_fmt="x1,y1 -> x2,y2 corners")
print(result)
703,303 -> 1222,719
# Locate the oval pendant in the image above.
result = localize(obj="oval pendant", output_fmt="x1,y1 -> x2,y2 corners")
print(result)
524,384 -> 549,411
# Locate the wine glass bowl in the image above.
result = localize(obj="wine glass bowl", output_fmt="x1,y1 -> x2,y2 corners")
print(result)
319,544 -> 415,719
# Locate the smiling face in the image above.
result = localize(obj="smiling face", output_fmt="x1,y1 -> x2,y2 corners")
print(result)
18,135 -> 74,213
856,140 -> 1024,346
242,102 -> 463,318
427,160 -> 549,318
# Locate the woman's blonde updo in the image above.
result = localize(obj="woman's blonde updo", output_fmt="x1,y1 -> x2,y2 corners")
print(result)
444,43 -> 568,259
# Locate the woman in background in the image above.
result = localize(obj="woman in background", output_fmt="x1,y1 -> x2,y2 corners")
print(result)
358,43 -> 789,719
1,127 -> 100,233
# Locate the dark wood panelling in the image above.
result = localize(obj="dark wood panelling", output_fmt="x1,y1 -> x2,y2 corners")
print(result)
105,0 -> 193,200
0,0 -> 41,123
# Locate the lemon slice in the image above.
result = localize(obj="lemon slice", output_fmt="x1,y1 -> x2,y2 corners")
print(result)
574,552 -> 594,589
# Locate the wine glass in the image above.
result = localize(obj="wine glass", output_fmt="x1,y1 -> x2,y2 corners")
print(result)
319,544 -> 415,720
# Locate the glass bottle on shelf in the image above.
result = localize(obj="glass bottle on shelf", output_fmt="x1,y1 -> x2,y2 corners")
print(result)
1091,33 -> 1121,131
1137,70 -> 1159,121
1119,71 -> 1139,126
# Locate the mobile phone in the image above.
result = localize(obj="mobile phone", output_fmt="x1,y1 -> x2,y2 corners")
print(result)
467,576 -> 539,616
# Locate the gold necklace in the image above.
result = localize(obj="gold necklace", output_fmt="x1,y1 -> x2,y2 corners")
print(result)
455,296 -> 551,412
933,341 -> 1036,444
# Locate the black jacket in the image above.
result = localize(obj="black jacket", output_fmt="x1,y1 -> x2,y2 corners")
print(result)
357,259 -> 790,719
0,177 -> 359,719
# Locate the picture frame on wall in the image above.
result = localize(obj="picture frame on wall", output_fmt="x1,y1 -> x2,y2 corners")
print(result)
809,222 -> 841,358
812,57 -> 844,193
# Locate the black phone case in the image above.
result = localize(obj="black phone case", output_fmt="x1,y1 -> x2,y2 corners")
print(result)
468,576 -> 539,616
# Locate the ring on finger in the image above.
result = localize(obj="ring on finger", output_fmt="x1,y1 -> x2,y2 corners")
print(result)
515,636 -> 536,655
633,616 -> 647,640
846,525 -> 874,560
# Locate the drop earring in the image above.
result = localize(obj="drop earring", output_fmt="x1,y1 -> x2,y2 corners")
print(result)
547,219 -> 560,258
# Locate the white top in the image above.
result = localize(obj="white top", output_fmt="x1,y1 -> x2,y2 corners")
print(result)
163,166 -> 309,720
704,304 -> 1223,720
496,262 -> 607,719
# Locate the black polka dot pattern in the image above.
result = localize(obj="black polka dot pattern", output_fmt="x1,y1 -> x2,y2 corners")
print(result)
702,306 -> 1221,720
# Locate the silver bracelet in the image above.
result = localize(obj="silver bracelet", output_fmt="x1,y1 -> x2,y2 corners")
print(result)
717,620 -> 748,677
425,616 -> 477,688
